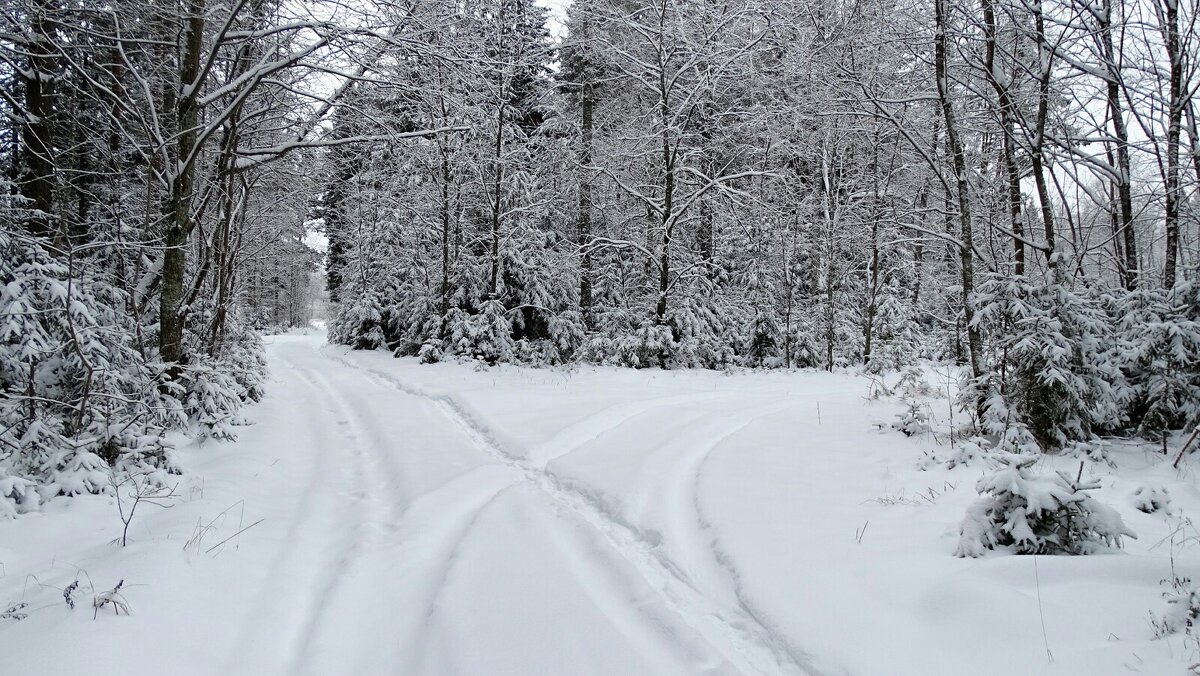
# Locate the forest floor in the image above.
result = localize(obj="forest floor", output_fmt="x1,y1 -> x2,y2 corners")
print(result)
1,330 -> 1198,675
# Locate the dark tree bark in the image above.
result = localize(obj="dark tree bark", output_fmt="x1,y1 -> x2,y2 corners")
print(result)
982,0 -> 1025,276
935,0 -> 983,382
578,72 -> 595,325
1157,0 -> 1185,287
18,0 -> 59,238
159,0 -> 206,366
1097,0 -> 1139,288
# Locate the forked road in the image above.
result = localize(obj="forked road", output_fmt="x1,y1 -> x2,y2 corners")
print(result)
227,334 -> 818,676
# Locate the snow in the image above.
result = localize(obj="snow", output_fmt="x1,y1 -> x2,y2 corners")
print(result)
2,331 -> 1198,674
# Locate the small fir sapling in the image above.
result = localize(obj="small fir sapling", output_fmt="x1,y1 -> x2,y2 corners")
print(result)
542,311 -> 586,365
1118,284 -> 1200,451
894,400 -> 932,438
746,309 -> 782,367
657,298 -> 737,369
329,287 -> 389,350
418,338 -> 444,364
917,437 -> 991,470
895,366 -> 940,399
1062,438 -> 1113,465
452,299 -> 517,364
0,226 -> 265,516
956,454 -> 1135,557
978,382 -> 1042,455
971,277 -> 1127,450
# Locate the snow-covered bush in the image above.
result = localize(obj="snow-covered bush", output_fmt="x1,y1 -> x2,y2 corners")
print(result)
1115,284 -> 1200,448
894,400 -> 932,438
955,454 -> 1135,556
444,300 -> 517,364
648,295 -> 738,369
580,318 -> 674,368
1132,484 -> 1172,514
178,363 -> 247,441
1,233 -> 163,512
972,277 -> 1126,450
918,436 -> 990,471
0,476 -> 37,519
957,280 -> 1200,455
0,230 -> 262,517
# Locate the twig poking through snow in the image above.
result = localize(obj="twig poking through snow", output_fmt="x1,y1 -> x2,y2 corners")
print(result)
1034,556 -> 1054,665
1172,426 -> 1200,469
205,519 -> 264,554
92,579 -> 128,619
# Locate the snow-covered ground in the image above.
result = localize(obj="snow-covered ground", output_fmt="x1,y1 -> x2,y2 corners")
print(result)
2,331 -> 1197,675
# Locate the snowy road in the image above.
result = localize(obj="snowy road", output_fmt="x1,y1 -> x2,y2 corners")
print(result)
236,335 -> 816,676
2,332 -> 1191,675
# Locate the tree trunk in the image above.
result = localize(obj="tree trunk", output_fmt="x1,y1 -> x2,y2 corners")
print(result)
489,103 -> 505,298
1159,0 -> 1184,287
159,0 -> 205,366
982,0 -> 1025,276
440,146 -> 452,318
935,0 -> 983,382
1030,0 -> 1058,279
656,64 -> 674,323
578,75 -> 595,326
863,137 -> 881,366
20,0 -> 58,238
1099,0 -> 1138,289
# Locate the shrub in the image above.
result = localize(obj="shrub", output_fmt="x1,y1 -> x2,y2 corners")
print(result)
956,454 -> 1135,556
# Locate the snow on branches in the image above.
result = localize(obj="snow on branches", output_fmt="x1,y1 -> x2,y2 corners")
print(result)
956,454 -> 1135,557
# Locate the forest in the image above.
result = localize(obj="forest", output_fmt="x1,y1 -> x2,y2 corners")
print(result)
1,0 -> 1199,510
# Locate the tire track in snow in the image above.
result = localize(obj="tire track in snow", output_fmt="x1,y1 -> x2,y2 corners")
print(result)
526,391 -> 736,468
525,495 -> 731,674
324,350 -> 823,676
304,362 -> 413,533
227,349 -> 367,675
403,480 -> 517,673
280,363 -> 388,676
677,407 -> 824,676
303,341 -> 524,673
648,406 -> 787,590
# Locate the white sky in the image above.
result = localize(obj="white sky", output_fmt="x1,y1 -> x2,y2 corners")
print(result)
537,0 -> 571,40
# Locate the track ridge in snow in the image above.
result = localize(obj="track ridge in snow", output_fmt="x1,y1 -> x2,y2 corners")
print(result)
324,349 -> 822,676
526,392 -> 730,467
282,365 -> 385,675
227,356 -> 371,675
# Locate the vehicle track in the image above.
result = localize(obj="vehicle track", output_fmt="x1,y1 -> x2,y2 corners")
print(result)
227,350 -> 368,675
282,364 -> 390,675
325,349 -> 822,676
